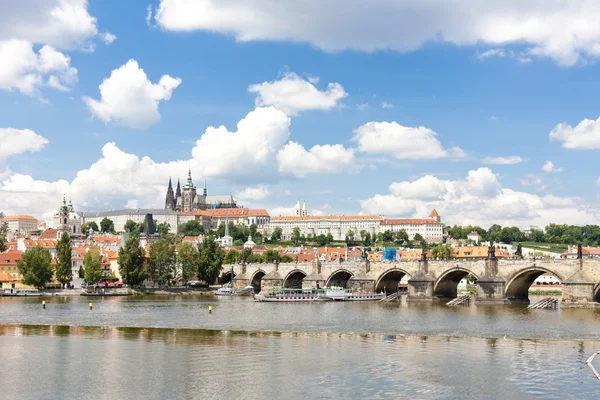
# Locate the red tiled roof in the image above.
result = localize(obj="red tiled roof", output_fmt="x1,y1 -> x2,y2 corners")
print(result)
247,209 -> 270,217
272,215 -> 381,221
0,250 -> 23,265
381,219 -> 442,225
429,209 -> 440,217
39,229 -> 58,240
3,215 -> 37,220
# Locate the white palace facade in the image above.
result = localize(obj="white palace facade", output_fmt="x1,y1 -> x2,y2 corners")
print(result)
266,203 -> 443,243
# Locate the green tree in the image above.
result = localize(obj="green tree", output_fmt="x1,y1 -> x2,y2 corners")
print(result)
177,241 -> 198,284
157,222 -> 170,236
178,220 -> 204,236
395,230 -> 409,245
224,249 -> 240,264
18,246 -> 53,289
263,249 -> 280,263
124,219 -> 138,234
148,237 -> 176,287
291,227 -> 301,245
100,217 -> 114,233
315,234 -> 328,246
84,248 -> 104,284
326,233 -> 334,244
0,212 -> 8,252
55,232 -> 73,288
81,221 -> 99,236
118,236 -> 147,287
382,230 -> 394,242
78,265 -> 85,279
198,236 -> 224,285
270,227 -> 283,241
345,229 -> 356,246
431,244 -> 453,259
363,232 -> 372,246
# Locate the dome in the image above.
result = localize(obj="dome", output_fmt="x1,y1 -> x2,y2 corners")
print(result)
69,212 -> 80,220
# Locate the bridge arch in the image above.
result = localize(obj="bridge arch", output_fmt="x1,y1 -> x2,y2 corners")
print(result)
219,270 -> 235,285
594,283 -> 600,302
283,269 -> 307,289
433,267 -> 479,299
504,266 -> 564,303
325,269 -> 354,288
375,268 -> 411,293
250,269 -> 266,293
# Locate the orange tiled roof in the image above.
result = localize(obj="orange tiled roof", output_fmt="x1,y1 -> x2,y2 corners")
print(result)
400,250 -> 432,260
23,239 -> 56,249
0,271 -> 17,282
272,215 -> 381,221
177,210 -> 211,217
429,209 -> 440,217
0,250 -> 23,265
39,229 -> 58,240
247,209 -> 270,217
3,215 -> 37,220
381,219 -> 442,225
452,246 -> 510,258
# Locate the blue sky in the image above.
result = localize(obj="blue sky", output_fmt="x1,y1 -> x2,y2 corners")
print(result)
1,0 -> 600,227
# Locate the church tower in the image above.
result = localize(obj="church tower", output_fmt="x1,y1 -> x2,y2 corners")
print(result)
301,201 -> 307,216
181,169 -> 197,212
165,177 -> 175,210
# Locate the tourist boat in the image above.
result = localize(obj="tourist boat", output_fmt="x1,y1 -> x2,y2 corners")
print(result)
325,287 -> 387,302
2,288 -> 43,297
214,285 -> 254,296
253,288 -> 333,302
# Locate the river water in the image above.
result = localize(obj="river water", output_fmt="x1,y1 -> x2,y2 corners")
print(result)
1,295 -> 599,399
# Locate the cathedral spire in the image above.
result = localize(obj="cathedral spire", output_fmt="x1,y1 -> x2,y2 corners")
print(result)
203,179 -> 207,197
176,178 -> 181,197
168,177 -> 172,189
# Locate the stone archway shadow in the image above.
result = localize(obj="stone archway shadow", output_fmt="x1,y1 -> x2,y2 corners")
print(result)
375,268 -> 411,293
504,266 -> 564,303
220,271 -> 235,285
283,269 -> 307,289
325,269 -> 354,288
250,270 -> 266,293
433,267 -> 479,300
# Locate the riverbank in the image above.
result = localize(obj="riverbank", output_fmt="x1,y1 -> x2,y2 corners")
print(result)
39,288 -> 216,297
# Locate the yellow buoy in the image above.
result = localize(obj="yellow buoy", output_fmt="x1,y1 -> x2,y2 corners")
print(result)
89,302 -> 93,310
208,305 -> 213,314
42,300 -> 46,309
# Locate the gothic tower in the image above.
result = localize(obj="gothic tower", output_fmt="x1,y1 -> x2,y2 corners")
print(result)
165,177 -> 175,210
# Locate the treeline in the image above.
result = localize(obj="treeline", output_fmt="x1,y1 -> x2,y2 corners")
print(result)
223,248 -> 294,264
447,223 -> 600,246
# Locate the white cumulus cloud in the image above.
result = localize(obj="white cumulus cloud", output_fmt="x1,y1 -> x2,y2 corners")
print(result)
360,167 -> 598,227
549,117 -> 600,149
0,0 -> 100,50
0,40 -> 78,96
0,128 -> 49,178
277,142 -> 355,178
248,72 -> 347,116
235,185 -> 270,201
83,59 -> 182,129
482,156 -> 526,165
352,121 -> 465,160
542,160 -> 564,173
191,107 -> 290,179
154,0 -> 600,66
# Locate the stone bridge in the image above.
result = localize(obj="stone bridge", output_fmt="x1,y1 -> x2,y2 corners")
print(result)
225,257 -> 600,306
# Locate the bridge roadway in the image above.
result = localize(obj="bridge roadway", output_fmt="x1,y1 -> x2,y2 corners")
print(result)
226,257 -> 600,307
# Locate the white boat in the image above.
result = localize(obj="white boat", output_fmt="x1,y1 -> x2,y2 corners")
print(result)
2,288 -> 43,297
214,285 -> 254,296
254,288 -> 332,302
325,287 -> 387,302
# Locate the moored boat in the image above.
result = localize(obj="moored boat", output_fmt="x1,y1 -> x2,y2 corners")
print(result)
2,288 -> 43,297
324,286 -> 387,302
253,288 -> 332,302
214,285 -> 254,296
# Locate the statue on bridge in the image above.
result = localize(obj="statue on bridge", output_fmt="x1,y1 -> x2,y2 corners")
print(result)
420,246 -> 427,262
577,243 -> 583,259
515,244 -> 523,259
488,241 -> 496,260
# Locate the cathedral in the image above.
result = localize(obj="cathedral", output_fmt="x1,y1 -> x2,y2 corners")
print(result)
165,170 -> 238,212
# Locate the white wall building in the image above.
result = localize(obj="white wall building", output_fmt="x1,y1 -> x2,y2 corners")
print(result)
268,215 -> 382,241
1,215 -> 38,234
81,209 -> 178,233
380,210 -> 444,243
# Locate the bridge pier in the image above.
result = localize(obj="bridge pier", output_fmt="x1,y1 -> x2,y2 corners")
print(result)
407,254 -> 435,302
562,268 -> 597,308
475,258 -> 506,304
348,274 -> 376,292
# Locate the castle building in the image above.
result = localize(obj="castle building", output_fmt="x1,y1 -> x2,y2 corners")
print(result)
165,170 -> 237,212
